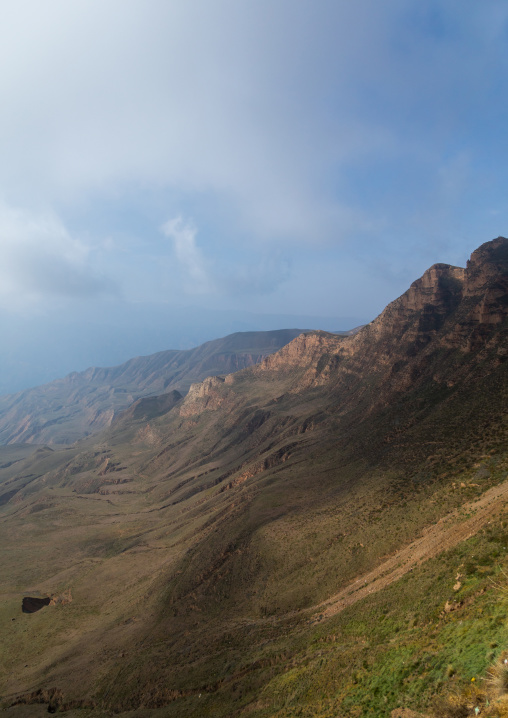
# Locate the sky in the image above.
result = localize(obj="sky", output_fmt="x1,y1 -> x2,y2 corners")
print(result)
1,0 -> 508,393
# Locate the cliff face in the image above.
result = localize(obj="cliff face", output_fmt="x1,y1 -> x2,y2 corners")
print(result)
353,238 -> 507,360
258,331 -> 343,372
180,238 -> 508,416
368,263 -> 465,349
179,375 -> 238,417
464,236 -> 508,296
1,238 -> 507,717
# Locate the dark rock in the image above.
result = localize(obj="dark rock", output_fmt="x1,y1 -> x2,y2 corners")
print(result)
22,596 -> 50,613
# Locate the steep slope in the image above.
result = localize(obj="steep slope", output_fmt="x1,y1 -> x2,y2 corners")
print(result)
0,329 -> 303,446
0,238 -> 507,717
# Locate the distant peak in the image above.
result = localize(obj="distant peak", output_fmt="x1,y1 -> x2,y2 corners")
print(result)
468,236 -> 508,267
465,236 -> 508,295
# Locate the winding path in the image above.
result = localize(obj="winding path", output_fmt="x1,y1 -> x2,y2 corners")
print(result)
311,479 -> 508,622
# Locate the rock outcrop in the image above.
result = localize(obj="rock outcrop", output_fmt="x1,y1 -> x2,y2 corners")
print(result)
179,238 -> 508,414
1,237 -> 507,718
0,329 -> 303,445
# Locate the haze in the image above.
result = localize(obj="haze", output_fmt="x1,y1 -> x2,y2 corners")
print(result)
1,1 -> 507,393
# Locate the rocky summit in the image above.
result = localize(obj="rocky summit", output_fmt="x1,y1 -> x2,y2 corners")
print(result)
0,238 -> 507,718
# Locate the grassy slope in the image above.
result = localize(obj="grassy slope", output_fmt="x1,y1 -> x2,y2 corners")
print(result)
0,340 -> 506,716
0,241 -> 507,717
6,452 -> 507,718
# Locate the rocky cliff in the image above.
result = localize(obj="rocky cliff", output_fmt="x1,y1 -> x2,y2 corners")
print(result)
0,238 -> 507,717
180,238 -> 508,418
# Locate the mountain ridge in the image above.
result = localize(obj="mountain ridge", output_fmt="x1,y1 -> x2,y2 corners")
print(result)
0,237 -> 507,717
0,329 -> 304,445
179,237 -> 507,420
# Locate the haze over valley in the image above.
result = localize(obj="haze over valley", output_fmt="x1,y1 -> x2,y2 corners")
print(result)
0,237 -> 507,717
1,3 -> 508,717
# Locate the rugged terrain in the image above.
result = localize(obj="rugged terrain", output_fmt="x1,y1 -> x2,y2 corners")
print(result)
0,238 -> 507,717
0,329 -> 303,445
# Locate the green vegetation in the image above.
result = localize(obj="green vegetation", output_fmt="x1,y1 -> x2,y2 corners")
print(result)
0,243 -> 507,715
1,369 -> 507,716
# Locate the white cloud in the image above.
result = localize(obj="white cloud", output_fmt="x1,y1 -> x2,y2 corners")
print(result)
160,216 -> 294,300
0,0 -> 433,242
161,216 -> 215,294
0,201 -> 111,309
0,0 -> 505,305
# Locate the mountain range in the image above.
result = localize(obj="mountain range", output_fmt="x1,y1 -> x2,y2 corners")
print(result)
0,329 -> 304,445
0,237 -> 507,718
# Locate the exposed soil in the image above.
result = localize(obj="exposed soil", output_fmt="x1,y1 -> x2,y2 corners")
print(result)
313,479 -> 508,622
8,481 -> 508,714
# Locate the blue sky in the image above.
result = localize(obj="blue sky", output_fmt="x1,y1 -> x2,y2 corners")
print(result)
0,0 -> 507,392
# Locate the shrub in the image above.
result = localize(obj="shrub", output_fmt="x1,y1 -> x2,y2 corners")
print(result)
488,653 -> 508,697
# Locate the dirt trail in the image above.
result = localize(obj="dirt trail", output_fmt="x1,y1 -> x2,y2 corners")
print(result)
312,479 -> 508,623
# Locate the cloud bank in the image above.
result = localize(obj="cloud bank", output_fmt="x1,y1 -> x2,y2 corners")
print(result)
1,1 -> 506,246
0,201 -> 111,309
0,0 -> 506,346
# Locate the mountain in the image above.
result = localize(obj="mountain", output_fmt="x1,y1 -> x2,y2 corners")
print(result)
0,238 -> 507,717
0,329 -> 303,446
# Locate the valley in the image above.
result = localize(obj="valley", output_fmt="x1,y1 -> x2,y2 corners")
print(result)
0,237 -> 507,717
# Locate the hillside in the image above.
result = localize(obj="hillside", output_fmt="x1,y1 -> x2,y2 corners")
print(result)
0,238 -> 507,717
0,329 -> 303,446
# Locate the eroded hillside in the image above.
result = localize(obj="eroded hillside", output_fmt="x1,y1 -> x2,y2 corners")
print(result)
0,238 -> 507,717
0,329 -> 303,445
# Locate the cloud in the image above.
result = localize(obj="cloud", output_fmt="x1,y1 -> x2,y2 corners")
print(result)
4,0 -> 505,245
161,216 -> 215,294
0,201 -> 112,310
0,1 -> 506,316
161,216 -> 292,300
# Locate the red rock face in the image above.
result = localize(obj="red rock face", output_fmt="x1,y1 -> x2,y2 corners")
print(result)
447,237 -> 508,350
464,236 -> 508,296
399,263 -> 465,314
181,237 -> 508,415
180,375 -> 238,417
352,237 -> 508,360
